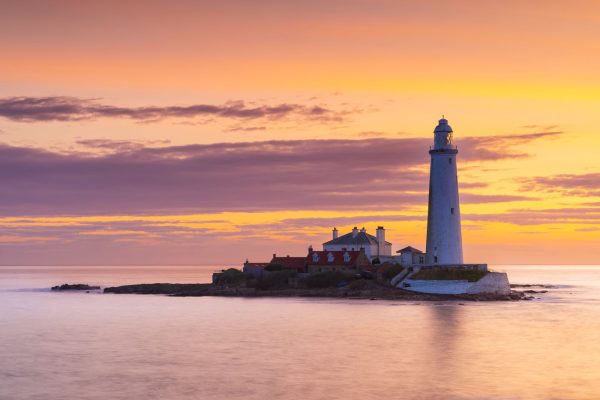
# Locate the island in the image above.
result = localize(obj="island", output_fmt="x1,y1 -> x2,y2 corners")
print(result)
100,268 -> 527,301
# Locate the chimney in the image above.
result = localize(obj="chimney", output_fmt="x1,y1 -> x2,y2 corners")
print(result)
273,253 -> 276,259
360,227 -> 366,233
376,226 -> 385,257
352,226 -> 358,237
332,227 -> 338,240
308,245 -> 314,254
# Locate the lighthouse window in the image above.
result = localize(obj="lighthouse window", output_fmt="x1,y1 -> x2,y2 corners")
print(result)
448,158 -> 452,164
451,207 -> 454,215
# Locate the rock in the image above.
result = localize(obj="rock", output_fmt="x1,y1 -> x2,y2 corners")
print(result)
104,283 -> 211,295
51,284 -> 100,291
510,284 -> 557,289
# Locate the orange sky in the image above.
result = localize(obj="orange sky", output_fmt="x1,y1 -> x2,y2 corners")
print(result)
1,0 -> 599,265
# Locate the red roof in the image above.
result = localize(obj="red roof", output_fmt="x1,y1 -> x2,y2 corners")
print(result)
306,250 -> 368,266
271,256 -> 306,271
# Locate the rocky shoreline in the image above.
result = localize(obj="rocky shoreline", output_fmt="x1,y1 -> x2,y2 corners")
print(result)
102,282 -> 528,301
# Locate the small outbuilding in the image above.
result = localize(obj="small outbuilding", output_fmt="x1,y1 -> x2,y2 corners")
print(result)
242,261 -> 270,278
396,246 -> 426,266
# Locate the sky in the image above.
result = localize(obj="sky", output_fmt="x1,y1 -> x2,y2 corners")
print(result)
1,0 -> 599,265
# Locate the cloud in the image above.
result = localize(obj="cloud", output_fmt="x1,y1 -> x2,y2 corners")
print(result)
518,173 -> 600,197
0,235 -> 61,244
521,124 -> 560,131
79,229 -> 158,237
464,205 -> 600,225
260,214 -> 426,232
76,139 -> 171,152
457,131 -> 562,161
459,193 -> 535,203
225,126 -> 267,132
356,131 -> 387,137
0,131 -> 557,216
576,227 -> 600,232
0,96 -> 348,123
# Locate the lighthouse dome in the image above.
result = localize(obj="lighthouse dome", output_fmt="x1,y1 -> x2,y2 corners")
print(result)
434,118 -> 453,133
432,117 -> 454,149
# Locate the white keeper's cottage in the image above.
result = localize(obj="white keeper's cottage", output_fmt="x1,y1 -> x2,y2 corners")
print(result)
322,226 -> 391,261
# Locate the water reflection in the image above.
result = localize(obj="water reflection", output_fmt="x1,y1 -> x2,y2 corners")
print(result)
2,266 -> 600,400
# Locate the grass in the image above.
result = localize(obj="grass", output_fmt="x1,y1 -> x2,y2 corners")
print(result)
383,264 -> 404,280
214,268 -> 246,285
347,279 -> 368,290
249,269 -> 298,290
304,271 -> 356,289
410,268 -> 487,282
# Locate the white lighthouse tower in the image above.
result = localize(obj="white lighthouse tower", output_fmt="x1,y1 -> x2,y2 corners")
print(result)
425,117 -> 464,265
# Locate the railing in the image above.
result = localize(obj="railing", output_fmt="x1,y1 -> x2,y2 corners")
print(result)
429,145 -> 458,151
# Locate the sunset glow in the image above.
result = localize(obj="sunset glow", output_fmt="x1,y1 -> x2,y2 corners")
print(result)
1,0 -> 599,265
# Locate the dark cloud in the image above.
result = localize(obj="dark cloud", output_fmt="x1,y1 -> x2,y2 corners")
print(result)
0,97 -> 347,123
0,132 -> 557,216
518,173 -> 600,197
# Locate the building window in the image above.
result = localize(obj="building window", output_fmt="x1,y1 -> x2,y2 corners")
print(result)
434,256 -> 438,263
343,252 -> 351,263
327,252 -> 335,263
451,207 -> 454,215
312,253 -> 319,262
419,256 -> 424,264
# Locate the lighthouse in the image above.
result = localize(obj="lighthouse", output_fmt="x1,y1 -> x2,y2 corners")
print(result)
425,117 -> 464,265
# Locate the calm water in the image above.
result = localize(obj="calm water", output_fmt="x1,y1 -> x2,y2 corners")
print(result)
1,265 -> 600,400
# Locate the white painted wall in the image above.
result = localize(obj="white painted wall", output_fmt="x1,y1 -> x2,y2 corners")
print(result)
402,279 -> 472,295
394,251 -> 427,266
400,252 -> 412,265
425,146 -> 463,264
323,243 -> 375,259
466,272 -> 511,295
323,240 -> 390,260
400,272 -> 510,295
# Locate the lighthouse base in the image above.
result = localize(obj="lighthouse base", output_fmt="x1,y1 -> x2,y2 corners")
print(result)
395,264 -> 511,295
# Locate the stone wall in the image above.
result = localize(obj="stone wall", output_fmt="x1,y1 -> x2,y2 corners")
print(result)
465,272 -> 511,295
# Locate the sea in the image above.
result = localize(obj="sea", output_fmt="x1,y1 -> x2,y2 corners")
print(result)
1,265 -> 600,400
